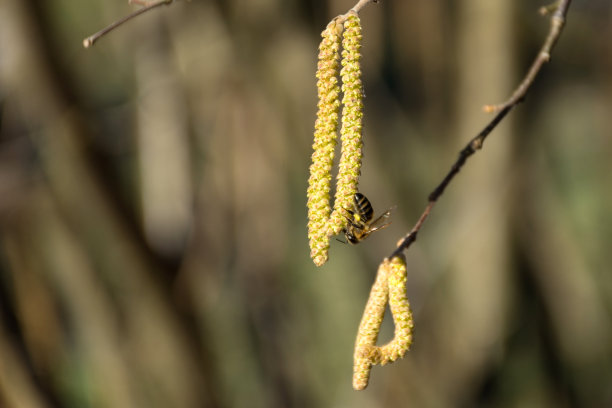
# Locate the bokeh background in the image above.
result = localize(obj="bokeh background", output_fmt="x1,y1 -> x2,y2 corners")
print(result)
1,0 -> 611,407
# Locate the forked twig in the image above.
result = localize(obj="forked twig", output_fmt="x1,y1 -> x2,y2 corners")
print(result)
390,0 -> 572,260
83,0 -> 173,48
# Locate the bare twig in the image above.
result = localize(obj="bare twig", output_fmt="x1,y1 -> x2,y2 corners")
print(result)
483,0 -> 571,112
539,1 -> 561,16
390,1 -> 572,260
83,0 -> 173,48
330,0 -> 379,25
351,0 -> 379,15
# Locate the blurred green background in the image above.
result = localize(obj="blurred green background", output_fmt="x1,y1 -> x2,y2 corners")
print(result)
1,0 -> 611,407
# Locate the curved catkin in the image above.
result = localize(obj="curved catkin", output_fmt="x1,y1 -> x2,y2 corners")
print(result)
307,19 -> 343,266
353,259 -> 390,390
329,13 -> 364,235
353,256 -> 413,390
379,255 -> 413,365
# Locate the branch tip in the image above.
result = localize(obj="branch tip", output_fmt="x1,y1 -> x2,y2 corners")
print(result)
391,1 -> 571,260
82,0 -> 174,49
482,1 -> 571,112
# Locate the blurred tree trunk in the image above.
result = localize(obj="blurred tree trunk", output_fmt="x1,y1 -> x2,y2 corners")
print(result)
439,0 -> 515,401
0,0 -> 219,407
391,1 -> 517,405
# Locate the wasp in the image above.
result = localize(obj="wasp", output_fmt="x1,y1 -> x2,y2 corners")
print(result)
341,193 -> 393,244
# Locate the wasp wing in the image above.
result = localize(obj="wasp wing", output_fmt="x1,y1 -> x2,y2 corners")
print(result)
368,206 -> 395,230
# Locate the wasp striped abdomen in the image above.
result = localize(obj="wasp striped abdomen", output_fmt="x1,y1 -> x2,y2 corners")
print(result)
343,193 -> 392,244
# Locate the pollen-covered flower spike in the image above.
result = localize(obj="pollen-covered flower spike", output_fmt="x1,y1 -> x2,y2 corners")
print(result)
353,255 -> 413,390
379,255 -> 413,365
307,18 -> 343,266
353,258 -> 390,390
329,13 -> 364,236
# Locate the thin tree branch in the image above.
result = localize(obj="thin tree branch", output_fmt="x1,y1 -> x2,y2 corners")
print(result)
330,0 -> 379,25
390,1 -> 572,260
483,0 -> 571,112
83,0 -> 173,48
351,0 -> 379,15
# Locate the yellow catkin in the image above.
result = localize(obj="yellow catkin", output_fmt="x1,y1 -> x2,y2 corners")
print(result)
329,13 -> 364,235
307,14 -> 365,265
379,256 -> 413,365
307,19 -> 343,266
353,259 -> 390,390
353,256 -> 413,390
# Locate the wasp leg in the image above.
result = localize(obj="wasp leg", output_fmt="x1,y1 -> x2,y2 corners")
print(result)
341,207 -> 364,228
